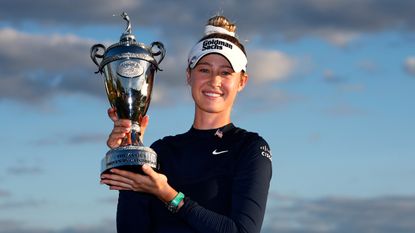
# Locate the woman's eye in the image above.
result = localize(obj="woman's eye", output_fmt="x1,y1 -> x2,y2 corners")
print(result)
199,68 -> 210,73
221,71 -> 232,76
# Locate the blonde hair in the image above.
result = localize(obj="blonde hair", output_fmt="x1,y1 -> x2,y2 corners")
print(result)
207,15 -> 237,34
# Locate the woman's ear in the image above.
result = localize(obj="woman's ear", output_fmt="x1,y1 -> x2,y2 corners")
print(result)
186,68 -> 191,85
238,73 -> 249,92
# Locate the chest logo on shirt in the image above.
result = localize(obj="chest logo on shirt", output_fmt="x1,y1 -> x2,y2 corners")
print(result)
260,145 -> 272,161
212,149 -> 229,155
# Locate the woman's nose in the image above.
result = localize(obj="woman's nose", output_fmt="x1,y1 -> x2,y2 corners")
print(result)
209,74 -> 222,87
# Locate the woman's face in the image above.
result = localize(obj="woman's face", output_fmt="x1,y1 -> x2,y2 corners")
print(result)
187,53 -> 248,115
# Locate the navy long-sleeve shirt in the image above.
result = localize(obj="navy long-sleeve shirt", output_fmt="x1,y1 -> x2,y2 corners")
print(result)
117,123 -> 272,233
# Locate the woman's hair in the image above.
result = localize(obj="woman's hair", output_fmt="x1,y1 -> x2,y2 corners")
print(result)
188,15 -> 248,73
200,16 -> 246,56
208,15 -> 237,33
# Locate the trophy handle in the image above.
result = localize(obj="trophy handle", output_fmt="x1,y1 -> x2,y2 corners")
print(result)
150,41 -> 166,70
90,44 -> 106,74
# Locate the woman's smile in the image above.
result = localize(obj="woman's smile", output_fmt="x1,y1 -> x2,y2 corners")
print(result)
202,89 -> 224,98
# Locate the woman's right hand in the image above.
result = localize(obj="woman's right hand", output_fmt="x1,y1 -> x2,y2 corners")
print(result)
106,108 -> 149,149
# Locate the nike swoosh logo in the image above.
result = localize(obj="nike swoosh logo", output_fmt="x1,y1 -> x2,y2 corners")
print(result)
212,149 -> 229,155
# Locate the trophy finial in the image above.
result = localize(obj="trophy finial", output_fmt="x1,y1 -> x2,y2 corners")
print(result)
121,12 -> 132,35
119,12 -> 135,42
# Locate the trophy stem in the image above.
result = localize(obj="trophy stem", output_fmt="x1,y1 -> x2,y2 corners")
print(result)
130,121 -> 142,146
130,130 -> 144,146
119,121 -> 143,146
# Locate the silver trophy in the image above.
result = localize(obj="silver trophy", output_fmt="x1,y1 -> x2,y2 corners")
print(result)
90,12 -> 165,174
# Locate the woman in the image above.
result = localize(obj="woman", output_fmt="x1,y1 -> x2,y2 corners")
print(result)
101,15 -> 272,233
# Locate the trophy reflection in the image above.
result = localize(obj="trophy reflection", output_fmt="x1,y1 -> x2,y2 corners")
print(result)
90,12 -> 165,174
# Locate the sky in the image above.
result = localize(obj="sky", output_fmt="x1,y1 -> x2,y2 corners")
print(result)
0,0 -> 415,232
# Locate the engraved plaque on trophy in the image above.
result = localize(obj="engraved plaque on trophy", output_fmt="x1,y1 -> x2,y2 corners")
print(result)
90,12 -> 165,174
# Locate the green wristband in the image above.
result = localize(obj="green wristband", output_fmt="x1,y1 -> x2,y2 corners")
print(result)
166,192 -> 185,213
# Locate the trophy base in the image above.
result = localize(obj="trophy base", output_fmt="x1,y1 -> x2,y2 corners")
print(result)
101,145 -> 158,175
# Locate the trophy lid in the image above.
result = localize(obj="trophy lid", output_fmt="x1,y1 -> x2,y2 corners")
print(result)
91,12 -> 165,73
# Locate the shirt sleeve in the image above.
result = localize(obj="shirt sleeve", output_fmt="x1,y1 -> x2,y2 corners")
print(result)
177,136 -> 273,233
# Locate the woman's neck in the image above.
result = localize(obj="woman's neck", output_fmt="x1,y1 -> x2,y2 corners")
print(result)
192,108 -> 231,130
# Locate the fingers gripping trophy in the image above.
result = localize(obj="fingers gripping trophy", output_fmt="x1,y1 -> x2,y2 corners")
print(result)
90,12 -> 165,175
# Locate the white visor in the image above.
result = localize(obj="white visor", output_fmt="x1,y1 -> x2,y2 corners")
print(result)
188,38 -> 247,72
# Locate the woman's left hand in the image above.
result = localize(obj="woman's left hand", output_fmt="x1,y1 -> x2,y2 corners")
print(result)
100,164 -> 178,203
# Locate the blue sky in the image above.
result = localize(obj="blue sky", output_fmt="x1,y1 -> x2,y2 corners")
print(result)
1,0 -> 415,232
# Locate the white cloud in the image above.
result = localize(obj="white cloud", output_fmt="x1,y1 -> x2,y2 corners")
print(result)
0,189 -> 11,198
0,28 -> 100,103
358,59 -> 379,73
7,166 -> 44,176
323,69 -> 346,83
325,102 -> 366,117
0,218 -> 115,233
248,50 -> 296,83
2,194 -> 414,233
1,0 -> 414,107
263,194 -> 415,233
339,84 -> 365,93
0,199 -> 47,209
0,27 -> 190,106
319,30 -> 360,47
1,0 -> 415,51
404,56 -> 415,76
236,87 -> 303,114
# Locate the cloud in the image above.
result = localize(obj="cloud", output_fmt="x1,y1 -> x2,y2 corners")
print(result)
30,132 -> 107,147
0,220 -> 29,233
0,190 -> 12,198
248,50 -> 297,83
5,159 -> 45,176
2,194 -> 414,233
56,221 -> 116,233
0,199 -> 47,209
320,31 -> 359,47
0,219 -> 116,233
0,27 -> 287,110
263,194 -> 415,233
0,218 -> 115,233
338,84 -> 365,93
323,69 -> 347,84
0,27 -> 191,106
0,28 -> 100,104
3,0 -> 415,42
236,87 -> 303,113
229,49 -> 303,113
67,134 -> 107,145
0,0 -> 140,26
307,132 -> 321,144
2,0 -> 414,107
6,165 -> 44,176
404,56 -> 415,76
323,69 -> 366,94
358,59 -> 379,73
325,103 -> 366,117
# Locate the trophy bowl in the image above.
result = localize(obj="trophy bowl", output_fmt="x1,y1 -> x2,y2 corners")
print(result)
90,12 -> 165,175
